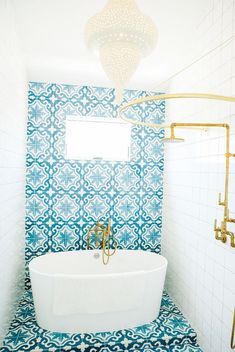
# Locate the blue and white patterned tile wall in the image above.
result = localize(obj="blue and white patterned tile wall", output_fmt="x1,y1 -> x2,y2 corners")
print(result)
26,83 -> 165,265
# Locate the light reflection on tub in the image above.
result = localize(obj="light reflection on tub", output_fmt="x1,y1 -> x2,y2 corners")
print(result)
29,250 -> 167,333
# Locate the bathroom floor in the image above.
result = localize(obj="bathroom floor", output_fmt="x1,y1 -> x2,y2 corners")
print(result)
2,291 -> 203,352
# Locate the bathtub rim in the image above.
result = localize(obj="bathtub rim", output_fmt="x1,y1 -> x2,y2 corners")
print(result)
29,249 -> 168,278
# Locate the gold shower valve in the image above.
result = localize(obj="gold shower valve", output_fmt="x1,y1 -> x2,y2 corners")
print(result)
214,218 -> 235,247
214,220 -> 225,242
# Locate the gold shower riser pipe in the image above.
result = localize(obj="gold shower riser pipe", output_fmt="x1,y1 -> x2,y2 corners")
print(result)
170,122 -> 235,247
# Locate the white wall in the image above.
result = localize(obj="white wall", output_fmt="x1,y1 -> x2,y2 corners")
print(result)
162,0 -> 235,351
0,0 -> 27,344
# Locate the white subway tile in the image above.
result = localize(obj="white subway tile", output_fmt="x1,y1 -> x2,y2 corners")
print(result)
0,1 -> 26,343
161,1 -> 235,350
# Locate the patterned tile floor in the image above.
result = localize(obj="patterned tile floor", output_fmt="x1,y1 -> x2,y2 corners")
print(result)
1,292 -> 203,352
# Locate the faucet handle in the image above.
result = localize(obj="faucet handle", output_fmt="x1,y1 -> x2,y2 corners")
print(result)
214,219 -> 226,242
214,219 -> 219,231
218,192 -> 225,206
96,219 -> 101,226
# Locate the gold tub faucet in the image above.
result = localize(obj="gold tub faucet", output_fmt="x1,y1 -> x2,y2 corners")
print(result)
86,218 -> 118,265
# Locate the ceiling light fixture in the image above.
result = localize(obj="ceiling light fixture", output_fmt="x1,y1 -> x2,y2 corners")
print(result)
84,0 -> 157,104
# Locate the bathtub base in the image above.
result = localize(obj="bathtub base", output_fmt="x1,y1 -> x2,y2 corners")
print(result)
35,288 -> 162,333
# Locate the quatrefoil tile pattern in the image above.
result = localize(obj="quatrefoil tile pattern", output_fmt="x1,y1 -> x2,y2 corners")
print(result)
26,83 -> 165,265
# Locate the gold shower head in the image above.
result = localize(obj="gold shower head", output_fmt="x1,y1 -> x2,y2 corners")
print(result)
161,124 -> 185,143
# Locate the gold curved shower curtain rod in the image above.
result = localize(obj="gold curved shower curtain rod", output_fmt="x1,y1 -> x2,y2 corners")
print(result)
119,93 -> 235,128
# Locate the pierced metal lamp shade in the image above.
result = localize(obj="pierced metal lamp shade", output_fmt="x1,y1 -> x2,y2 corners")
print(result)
85,0 -> 157,103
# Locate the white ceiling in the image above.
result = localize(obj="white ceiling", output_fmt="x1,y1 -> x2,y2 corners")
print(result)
12,0 -> 211,91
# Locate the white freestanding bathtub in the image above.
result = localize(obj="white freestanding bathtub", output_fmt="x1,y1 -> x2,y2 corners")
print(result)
29,250 -> 167,333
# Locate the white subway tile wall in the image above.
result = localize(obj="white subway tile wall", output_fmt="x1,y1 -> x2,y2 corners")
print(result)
162,1 -> 235,351
0,0 -> 27,344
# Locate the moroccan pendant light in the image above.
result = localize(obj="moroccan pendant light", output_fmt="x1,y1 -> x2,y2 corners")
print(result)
85,0 -> 157,103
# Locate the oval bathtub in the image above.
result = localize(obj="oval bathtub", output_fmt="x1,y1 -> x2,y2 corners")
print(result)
29,250 -> 167,333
